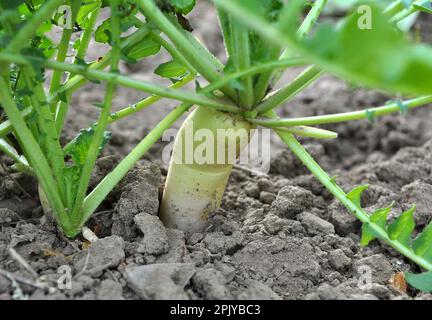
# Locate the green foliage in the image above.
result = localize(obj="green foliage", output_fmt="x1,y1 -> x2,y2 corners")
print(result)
121,36 -> 161,63
405,271 -> 432,292
348,184 -> 432,291
154,60 -> 188,79
168,0 -> 196,14
413,1 -> 432,13
278,0 -> 432,95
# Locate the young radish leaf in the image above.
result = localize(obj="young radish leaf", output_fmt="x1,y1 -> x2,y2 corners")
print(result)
360,205 -> 393,246
121,36 -> 161,62
154,60 -> 188,79
163,0 -> 196,14
413,1 -> 432,14
405,271 -> 432,292
346,183 -> 432,290
65,127 -> 112,167
277,0 -> 432,95
387,206 -> 416,246
214,0 -> 429,95
412,222 -> 432,263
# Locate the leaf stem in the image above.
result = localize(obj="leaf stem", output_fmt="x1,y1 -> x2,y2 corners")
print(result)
256,65 -> 323,115
70,0 -> 122,225
277,131 -> 432,271
136,0 -> 237,100
0,52 -> 240,113
6,0 -> 66,53
251,95 -> 432,127
297,0 -> 328,38
231,21 -> 254,108
0,76 -> 72,233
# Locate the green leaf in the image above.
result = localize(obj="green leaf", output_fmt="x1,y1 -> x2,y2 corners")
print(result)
412,222 -> 432,263
278,0 -> 432,95
154,60 -> 188,78
413,1 -> 432,14
65,127 -> 111,167
77,0 -> 101,27
121,36 -> 161,61
387,206 -> 416,246
347,185 -> 369,208
360,206 -> 392,246
167,0 -> 196,14
0,0 -> 25,10
95,19 -> 111,43
405,271 -> 432,292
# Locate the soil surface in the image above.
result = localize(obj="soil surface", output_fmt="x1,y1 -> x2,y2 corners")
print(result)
1,4 -> 432,300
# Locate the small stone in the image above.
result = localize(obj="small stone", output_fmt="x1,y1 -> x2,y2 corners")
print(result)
157,229 -> 186,263
126,263 -> 195,300
328,249 -> 352,271
0,208 -> 19,224
354,254 -> 394,284
297,212 -> 335,236
74,236 -> 125,273
329,200 -> 360,236
259,191 -> 276,204
134,213 -> 169,256
316,283 -> 345,300
257,178 -> 275,193
112,164 -> 161,240
203,232 -> 243,255
401,180 -> 432,226
187,233 -> 204,245
238,280 -> 281,300
263,214 -> 285,235
97,279 -> 124,300
192,268 -> 232,300
245,183 -> 260,198
270,186 -> 313,219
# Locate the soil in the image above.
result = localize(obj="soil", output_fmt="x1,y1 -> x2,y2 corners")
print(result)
1,4 -> 432,300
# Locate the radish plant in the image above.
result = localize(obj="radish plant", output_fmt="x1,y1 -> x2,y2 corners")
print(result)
1,0 -> 432,291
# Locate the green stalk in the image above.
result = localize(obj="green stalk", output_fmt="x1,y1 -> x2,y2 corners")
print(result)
231,21 -> 254,108
70,0 -> 122,226
251,95 -> 432,127
390,6 -> 417,23
109,73 -> 196,123
1,28 -> 150,138
55,1 -> 101,133
0,77 -> 72,234
256,66 -> 323,115
384,0 -> 405,16
150,32 -> 197,75
81,102 -> 192,223
277,131 -> 432,271
21,69 -> 67,202
297,0 -> 328,38
0,58 -> 306,140
216,5 -> 234,58
49,0 -> 80,115
0,108 -> 33,137
0,52 -> 240,113
253,53 -> 281,105
52,26 -> 150,110
75,5 -> 101,60
6,0 -> 65,53
270,126 -> 337,139
136,0 -> 237,100
49,28 -> 73,114
272,0 -> 327,89
202,58 -> 307,98
0,138 -> 31,172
